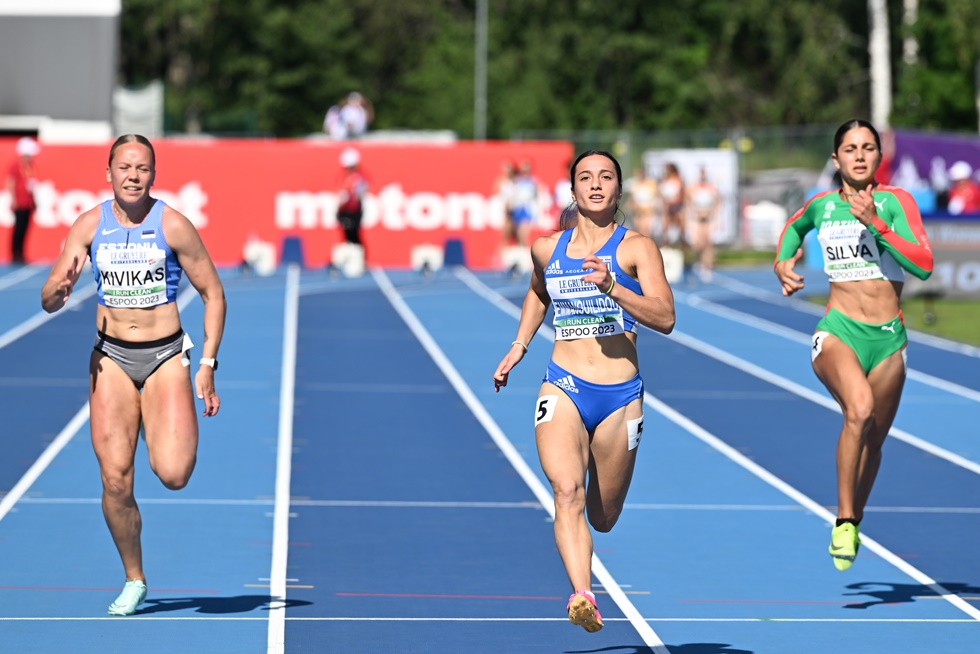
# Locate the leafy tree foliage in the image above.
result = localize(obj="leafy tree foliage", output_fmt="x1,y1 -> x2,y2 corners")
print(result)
892,0 -> 980,130
118,0 -> 980,137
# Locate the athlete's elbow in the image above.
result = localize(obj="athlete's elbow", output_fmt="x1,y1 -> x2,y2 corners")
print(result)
202,286 -> 227,310
912,258 -> 934,281
646,314 -> 675,335
40,293 -> 61,314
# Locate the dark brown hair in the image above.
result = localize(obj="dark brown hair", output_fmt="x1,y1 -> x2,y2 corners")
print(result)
560,150 -> 625,230
833,119 -> 881,154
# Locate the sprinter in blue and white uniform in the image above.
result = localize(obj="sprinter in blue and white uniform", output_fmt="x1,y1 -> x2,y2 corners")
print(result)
493,150 -> 675,633
41,135 -> 226,616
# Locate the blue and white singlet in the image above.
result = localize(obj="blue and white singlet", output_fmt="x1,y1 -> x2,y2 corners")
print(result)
544,225 -> 642,341
90,199 -> 182,308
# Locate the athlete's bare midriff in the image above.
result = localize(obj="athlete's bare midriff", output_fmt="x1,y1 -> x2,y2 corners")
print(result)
95,303 -> 182,342
827,278 -> 903,324
551,332 -> 639,384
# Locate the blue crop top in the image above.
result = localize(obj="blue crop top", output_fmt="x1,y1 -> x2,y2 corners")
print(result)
544,225 -> 643,340
90,199 -> 182,308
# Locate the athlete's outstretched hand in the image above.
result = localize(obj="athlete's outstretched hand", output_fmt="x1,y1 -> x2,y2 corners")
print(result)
774,248 -> 805,296
195,368 -> 221,417
49,255 -> 81,311
493,342 -> 527,393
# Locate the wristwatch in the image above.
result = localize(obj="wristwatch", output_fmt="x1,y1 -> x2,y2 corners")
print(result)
200,357 -> 219,371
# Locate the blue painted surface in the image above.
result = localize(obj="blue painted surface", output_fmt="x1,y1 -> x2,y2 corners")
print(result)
0,265 -> 977,654
283,282 -> 651,652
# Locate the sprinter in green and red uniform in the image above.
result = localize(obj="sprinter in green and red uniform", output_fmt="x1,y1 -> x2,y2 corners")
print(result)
774,119 -> 933,571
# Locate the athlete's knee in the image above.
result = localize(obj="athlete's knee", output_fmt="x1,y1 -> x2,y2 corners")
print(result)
158,470 -> 193,491
841,401 -> 875,435
588,509 -> 621,533
101,469 -> 135,501
551,479 -> 586,512
154,458 -> 196,491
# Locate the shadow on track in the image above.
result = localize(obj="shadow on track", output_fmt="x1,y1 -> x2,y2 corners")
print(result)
843,581 -> 980,609
567,644 -> 753,654
138,594 -> 313,615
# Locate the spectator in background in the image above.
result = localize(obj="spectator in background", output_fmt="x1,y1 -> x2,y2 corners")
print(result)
494,160 -> 517,251
323,92 -> 375,139
874,127 -> 895,185
340,92 -> 374,138
624,165 -> 659,239
336,147 -> 369,246
510,159 -> 541,251
553,160 -> 574,227
686,166 -> 720,282
323,97 -> 349,139
946,161 -> 980,215
658,162 -> 686,248
7,137 -> 40,264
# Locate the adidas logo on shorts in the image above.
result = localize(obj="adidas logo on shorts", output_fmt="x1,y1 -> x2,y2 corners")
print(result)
545,260 -> 562,275
551,374 -> 579,394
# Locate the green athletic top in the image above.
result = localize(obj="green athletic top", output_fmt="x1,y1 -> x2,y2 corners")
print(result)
775,185 -> 933,282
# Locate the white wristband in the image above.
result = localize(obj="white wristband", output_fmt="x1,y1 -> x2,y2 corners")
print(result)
199,357 -> 218,371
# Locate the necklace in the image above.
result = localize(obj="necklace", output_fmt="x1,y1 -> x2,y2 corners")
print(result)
111,201 -> 129,225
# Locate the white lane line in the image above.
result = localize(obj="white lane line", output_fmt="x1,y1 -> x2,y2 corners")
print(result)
0,264 -> 44,290
0,283 -> 97,351
376,268 -> 670,654
14,498 -> 980,514
0,285 -> 200,522
0,616 -> 977,623
267,264 -> 299,654
684,291 -> 980,404
667,328 -> 980,477
0,405 -> 90,522
712,271 -> 980,358
644,391 -> 980,622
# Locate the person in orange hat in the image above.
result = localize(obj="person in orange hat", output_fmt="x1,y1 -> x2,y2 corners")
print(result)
7,137 -> 40,263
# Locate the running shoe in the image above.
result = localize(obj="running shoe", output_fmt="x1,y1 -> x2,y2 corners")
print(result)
108,580 -> 147,616
828,522 -> 861,571
567,589 -> 603,632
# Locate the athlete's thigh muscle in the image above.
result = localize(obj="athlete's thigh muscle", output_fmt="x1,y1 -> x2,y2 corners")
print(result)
141,356 -> 198,468
811,334 -> 873,409
535,384 -> 590,485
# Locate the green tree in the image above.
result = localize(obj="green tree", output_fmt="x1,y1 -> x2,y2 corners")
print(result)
892,0 -> 980,129
119,0 -> 980,137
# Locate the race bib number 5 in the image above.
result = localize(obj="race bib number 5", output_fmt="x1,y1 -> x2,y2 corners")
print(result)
535,395 -> 559,427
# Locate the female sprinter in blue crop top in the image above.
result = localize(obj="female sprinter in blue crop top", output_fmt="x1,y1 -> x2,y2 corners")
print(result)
493,150 -> 675,633
41,134 -> 226,616
775,119 -> 933,573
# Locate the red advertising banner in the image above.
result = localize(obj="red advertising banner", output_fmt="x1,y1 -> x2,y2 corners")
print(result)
0,138 -> 574,269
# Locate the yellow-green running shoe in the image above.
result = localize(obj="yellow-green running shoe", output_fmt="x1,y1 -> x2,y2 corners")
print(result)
829,523 -> 861,571
108,580 -> 147,616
